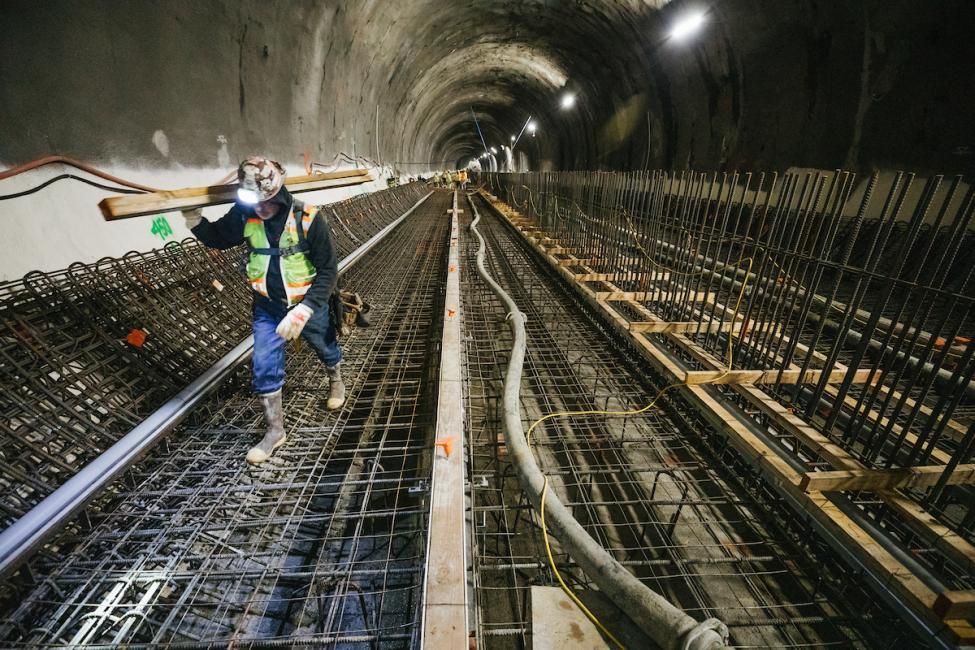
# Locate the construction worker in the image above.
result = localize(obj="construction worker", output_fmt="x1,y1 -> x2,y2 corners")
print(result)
458,168 -> 469,190
182,156 -> 345,465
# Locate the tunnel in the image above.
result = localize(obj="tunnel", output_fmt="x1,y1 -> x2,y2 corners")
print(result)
1,1 -> 974,648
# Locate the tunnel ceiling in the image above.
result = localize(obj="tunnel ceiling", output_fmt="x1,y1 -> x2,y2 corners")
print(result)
1,0 -> 974,175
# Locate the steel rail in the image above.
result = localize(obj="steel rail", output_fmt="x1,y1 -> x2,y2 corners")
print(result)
466,194 -> 729,650
0,190 -> 434,580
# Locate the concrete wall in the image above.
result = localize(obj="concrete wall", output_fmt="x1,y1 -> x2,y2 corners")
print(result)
0,161 -> 392,281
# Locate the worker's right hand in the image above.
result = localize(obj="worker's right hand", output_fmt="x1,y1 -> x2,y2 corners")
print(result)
276,303 -> 314,341
182,208 -> 203,230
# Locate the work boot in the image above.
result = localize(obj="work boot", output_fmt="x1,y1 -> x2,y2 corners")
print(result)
247,389 -> 286,464
326,364 -> 346,410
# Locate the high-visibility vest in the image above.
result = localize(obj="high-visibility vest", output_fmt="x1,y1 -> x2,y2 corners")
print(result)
243,200 -> 319,306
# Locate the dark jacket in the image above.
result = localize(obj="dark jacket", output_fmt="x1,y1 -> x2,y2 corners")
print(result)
191,187 -> 338,312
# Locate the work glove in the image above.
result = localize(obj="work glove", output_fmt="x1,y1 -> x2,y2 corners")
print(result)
276,304 -> 314,341
182,207 -> 203,229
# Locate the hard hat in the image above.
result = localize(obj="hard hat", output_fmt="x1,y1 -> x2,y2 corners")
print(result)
237,156 -> 286,204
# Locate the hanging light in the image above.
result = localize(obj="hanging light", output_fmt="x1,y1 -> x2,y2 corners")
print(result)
560,93 -> 576,109
670,11 -> 706,41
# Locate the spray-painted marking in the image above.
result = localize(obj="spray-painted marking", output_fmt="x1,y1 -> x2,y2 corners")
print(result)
150,216 -> 173,240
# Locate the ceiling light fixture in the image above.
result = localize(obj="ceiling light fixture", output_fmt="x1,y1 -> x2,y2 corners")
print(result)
670,11 -> 706,41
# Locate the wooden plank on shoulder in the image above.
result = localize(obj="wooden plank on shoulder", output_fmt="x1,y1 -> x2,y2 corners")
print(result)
100,169 -> 373,220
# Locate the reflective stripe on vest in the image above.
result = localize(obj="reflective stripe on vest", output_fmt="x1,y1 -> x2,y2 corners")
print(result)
243,203 -> 319,306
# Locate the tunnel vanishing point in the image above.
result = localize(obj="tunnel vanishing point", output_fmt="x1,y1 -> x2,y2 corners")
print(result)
1,1 -> 975,649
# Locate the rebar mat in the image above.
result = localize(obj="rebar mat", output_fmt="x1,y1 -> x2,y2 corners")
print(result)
0,184 -> 428,527
461,193 -> 919,648
0,190 -> 451,648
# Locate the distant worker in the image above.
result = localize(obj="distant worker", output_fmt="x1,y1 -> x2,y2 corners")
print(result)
183,156 -> 345,465
458,168 -> 469,190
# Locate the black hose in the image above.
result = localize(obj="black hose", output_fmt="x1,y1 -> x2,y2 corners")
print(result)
0,174 -> 144,201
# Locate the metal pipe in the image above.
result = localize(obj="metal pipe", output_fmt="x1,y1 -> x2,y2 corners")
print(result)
467,195 -> 728,650
0,190 -> 435,581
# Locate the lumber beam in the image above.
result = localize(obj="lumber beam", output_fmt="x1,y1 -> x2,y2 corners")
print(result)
629,320 -> 750,334
556,257 -> 595,267
572,272 -> 634,282
594,290 -> 710,302
684,367 -> 874,386
99,169 -> 373,220
422,191 -> 468,646
934,591 -> 975,620
801,464 -> 975,493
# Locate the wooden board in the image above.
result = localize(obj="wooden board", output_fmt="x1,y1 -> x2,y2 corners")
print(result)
934,590 -> 975,620
684,367 -> 874,386
801,464 -> 975,492
422,190 -> 469,648
99,168 -> 373,220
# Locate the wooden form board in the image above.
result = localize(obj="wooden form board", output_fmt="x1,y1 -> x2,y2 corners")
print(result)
935,591 -> 975,620
422,190 -> 469,647
801,464 -> 975,493
479,191 -> 975,645
684,367 -> 874,386
99,169 -> 374,220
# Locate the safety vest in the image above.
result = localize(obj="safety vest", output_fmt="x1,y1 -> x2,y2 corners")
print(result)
243,200 -> 319,306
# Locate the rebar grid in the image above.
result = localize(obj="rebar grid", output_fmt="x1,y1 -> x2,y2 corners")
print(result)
487,171 -> 975,559
0,188 -> 449,648
0,184 -> 428,527
462,194 -> 917,648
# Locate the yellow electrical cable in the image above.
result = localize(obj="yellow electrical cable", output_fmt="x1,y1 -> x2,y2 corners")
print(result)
518,196 -> 753,645
540,478 -> 627,649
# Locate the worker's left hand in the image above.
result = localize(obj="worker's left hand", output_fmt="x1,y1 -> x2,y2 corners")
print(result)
182,208 -> 203,229
276,304 -> 314,341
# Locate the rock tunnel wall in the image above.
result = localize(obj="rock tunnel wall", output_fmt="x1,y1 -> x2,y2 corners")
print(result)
2,0 -> 973,175
1,1 -> 973,277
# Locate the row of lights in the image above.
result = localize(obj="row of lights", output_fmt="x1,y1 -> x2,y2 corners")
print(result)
476,95 -> 559,162
471,10 -> 706,166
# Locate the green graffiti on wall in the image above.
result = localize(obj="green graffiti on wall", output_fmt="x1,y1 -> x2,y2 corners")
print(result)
150,216 -> 173,240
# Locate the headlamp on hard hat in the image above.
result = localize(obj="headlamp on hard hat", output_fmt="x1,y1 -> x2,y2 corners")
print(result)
236,156 -> 286,205
236,185 -> 261,205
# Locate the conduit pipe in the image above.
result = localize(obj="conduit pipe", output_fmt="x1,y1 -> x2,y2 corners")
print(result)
0,155 -> 161,191
467,194 -> 728,650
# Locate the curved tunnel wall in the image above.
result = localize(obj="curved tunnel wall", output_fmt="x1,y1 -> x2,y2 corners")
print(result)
2,0 -> 973,174
1,0 -> 973,277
